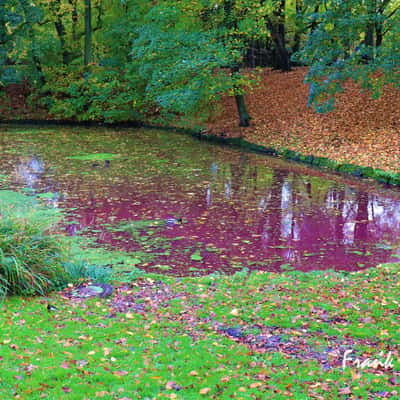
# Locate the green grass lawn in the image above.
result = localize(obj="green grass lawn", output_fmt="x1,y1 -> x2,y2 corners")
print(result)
1,264 -> 399,399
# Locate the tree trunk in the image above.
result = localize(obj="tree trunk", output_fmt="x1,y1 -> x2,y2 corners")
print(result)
310,4 -> 320,33
84,0 -> 92,66
223,0 -> 251,127
235,94 -> 250,127
48,0 -> 71,65
0,0 -> 6,67
0,0 -> 7,83
375,25 -> 383,47
362,0 -> 377,62
375,5 -> 384,48
231,66 -> 250,127
31,34 -> 45,86
365,24 -> 374,48
267,0 -> 291,71
271,33 -> 291,71
54,19 -> 70,64
292,32 -> 301,55
292,0 -> 304,55
0,0 -> 6,46
69,0 -> 79,41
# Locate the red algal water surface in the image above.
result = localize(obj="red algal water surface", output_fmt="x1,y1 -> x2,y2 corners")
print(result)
1,125 -> 400,275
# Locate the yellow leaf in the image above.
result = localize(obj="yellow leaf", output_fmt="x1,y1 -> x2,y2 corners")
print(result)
103,348 -> 111,356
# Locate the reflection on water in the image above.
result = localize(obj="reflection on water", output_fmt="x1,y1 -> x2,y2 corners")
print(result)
1,125 -> 400,274
15,156 -> 44,188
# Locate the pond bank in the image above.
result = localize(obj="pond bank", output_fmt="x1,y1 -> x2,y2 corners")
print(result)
205,67 -> 400,185
197,133 -> 400,186
1,263 -> 399,398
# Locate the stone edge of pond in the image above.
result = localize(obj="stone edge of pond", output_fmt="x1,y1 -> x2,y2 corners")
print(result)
1,119 -> 399,186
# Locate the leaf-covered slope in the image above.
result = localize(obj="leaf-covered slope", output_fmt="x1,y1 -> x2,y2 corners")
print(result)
207,67 -> 400,173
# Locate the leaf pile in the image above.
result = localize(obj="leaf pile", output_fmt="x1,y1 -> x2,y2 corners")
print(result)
207,67 -> 400,173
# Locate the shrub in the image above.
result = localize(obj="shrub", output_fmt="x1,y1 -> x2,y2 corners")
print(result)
0,190 -> 145,297
0,190 -> 68,296
0,214 -> 68,296
38,66 -> 144,123
62,261 -> 112,284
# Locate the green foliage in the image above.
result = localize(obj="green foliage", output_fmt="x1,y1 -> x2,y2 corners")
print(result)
0,1 -> 24,85
0,202 -> 68,296
130,5 -> 241,126
66,152 -> 119,161
0,190 -> 131,296
1,0 -> 261,125
40,67 -> 143,122
62,261 -> 112,284
295,0 -> 400,112
6,0 -> 400,125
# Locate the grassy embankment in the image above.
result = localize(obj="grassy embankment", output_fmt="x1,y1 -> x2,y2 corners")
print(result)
1,264 -> 400,399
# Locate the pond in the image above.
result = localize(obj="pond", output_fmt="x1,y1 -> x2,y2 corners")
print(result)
1,124 -> 400,275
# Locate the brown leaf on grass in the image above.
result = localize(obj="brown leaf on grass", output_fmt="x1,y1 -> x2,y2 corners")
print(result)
95,392 -> 110,397
165,381 -> 181,390
338,387 -> 352,395
113,370 -> 129,376
60,361 -> 70,369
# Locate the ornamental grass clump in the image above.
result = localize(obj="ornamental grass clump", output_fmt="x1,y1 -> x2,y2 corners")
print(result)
0,191 -> 68,297
0,213 -> 68,297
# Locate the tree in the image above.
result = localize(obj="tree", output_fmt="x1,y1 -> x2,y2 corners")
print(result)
0,0 -> 43,85
17,0 -> 46,85
0,0 -> 9,85
131,3 -> 256,127
295,0 -> 400,112
84,0 -> 92,65
221,0 -> 252,126
265,0 -> 291,71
